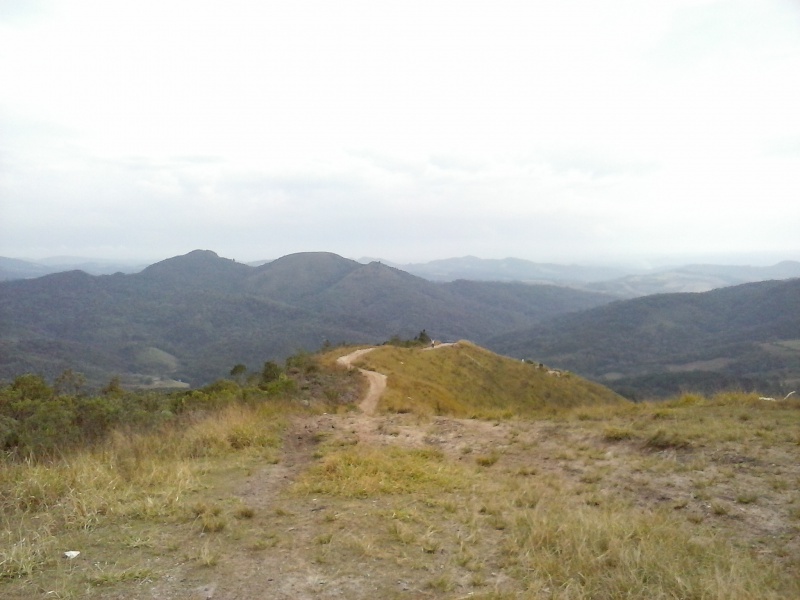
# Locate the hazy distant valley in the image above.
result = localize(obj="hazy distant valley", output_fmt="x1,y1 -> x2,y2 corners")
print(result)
1,250 -> 799,399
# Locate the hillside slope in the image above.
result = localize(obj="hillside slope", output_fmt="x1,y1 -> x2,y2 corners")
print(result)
341,341 -> 625,417
488,278 -> 800,398
394,255 -> 629,283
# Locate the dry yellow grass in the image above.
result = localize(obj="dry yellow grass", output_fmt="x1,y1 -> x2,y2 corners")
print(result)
353,341 -> 626,417
0,401 -> 290,591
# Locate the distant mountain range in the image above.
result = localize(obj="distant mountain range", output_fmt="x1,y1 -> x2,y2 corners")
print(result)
5,253 -> 799,297
582,261 -> 800,297
388,256 -> 800,297
2,249 -> 798,398
0,250 -> 611,388
0,256 -> 147,279
379,256 -> 631,284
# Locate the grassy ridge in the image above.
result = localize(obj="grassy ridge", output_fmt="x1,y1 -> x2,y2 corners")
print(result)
351,342 -> 626,417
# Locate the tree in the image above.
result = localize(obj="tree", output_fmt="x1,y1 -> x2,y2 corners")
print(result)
230,364 -> 247,385
11,374 -> 52,401
416,329 -> 432,345
54,369 -> 86,396
101,376 -> 124,397
261,361 -> 283,384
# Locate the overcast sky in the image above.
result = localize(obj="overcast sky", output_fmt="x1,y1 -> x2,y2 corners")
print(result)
2,0 -> 799,266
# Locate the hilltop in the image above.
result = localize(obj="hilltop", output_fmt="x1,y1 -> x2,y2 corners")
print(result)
339,341 -> 624,417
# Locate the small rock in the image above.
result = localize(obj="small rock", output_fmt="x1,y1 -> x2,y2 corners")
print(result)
63,551 -> 80,559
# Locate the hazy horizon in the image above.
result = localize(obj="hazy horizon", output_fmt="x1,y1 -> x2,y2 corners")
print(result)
5,247 -> 799,272
2,1 -> 799,265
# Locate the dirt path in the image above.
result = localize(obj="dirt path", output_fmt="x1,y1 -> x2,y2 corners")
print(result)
335,347 -> 387,415
422,341 -> 457,351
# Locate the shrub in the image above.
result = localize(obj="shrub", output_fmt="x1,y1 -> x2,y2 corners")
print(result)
10,374 -> 52,401
261,361 -> 284,383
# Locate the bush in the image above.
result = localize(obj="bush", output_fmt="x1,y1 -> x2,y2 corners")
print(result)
0,414 -> 19,451
284,353 -> 318,375
10,374 -> 52,401
261,361 -> 284,383
259,376 -> 296,397
15,398 -> 80,457
74,395 -> 123,442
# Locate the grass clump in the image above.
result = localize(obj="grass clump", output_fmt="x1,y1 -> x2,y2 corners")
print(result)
644,428 -> 692,450
603,425 -> 637,442
476,452 -> 501,467
292,446 -> 468,498
87,566 -> 154,586
501,500 -> 787,598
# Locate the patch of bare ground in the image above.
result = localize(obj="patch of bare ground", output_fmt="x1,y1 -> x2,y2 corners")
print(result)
139,408 -> 799,598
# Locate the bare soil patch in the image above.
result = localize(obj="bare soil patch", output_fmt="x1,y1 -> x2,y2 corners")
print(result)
140,408 -> 799,598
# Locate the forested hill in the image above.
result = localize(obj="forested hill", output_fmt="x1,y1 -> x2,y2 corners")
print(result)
488,278 -> 800,399
0,250 -> 613,387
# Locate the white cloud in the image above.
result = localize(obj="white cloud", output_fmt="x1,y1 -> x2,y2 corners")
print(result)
1,0 -> 799,264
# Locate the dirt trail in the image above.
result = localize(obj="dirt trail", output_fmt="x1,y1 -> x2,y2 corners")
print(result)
422,341 -> 456,351
335,347 -> 387,415
336,344 -> 456,415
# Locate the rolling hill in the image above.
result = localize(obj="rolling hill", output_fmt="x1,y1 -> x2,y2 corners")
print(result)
0,250 -> 614,387
7,340 -> 799,598
343,341 -> 626,417
488,278 -> 800,398
7,252 -> 799,296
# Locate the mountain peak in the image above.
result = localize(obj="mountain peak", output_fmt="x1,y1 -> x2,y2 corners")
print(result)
247,252 -> 360,302
139,250 -> 251,288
